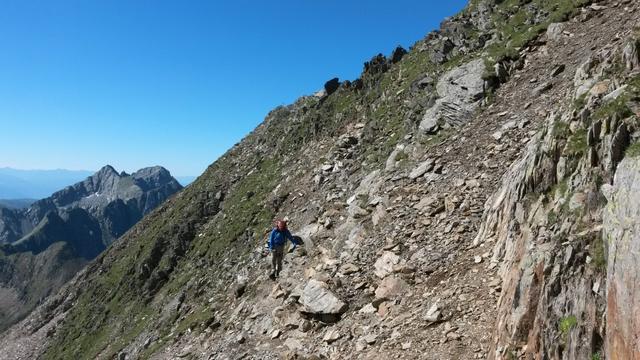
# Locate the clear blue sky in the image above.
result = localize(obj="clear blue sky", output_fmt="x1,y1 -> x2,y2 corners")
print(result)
0,0 -> 467,177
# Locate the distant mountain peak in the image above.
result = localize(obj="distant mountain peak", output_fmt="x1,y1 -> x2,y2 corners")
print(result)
96,165 -> 119,176
0,163 -> 183,331
48,165 -> 181,209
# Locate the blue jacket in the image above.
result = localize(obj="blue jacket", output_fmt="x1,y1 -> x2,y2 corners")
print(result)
269,228 -> 296,250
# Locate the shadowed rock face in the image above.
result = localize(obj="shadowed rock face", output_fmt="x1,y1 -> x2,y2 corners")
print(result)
0,165 -> 182,332
604,157 -> 640,360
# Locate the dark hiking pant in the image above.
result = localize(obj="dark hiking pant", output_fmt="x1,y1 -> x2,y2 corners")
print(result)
271,245 -> 285,276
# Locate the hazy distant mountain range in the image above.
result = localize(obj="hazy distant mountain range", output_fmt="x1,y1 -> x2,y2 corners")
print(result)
0,165 -> 182,331
0,167 -> 195,200
0,199 -> 36,209
0,168 -> 93,199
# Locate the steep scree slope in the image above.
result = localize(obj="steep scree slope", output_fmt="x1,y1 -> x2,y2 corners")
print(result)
1,1 -> 640,359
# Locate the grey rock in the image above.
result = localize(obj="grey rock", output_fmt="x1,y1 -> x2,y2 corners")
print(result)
604,156 -> 640,360
284,337 -> 304,352
348,204 -> 369,219
623,39 -> 640,70
324,78 -> 340,96
419,59 -> 485,133
547,23 -> 565,41
430,38 -> 455,64
339,263 -> 360,275
385,145 -> 406,172
375,276 -> 409,300
602,85 -> 628,103
323,328 -> 341,343
574,57 -> 599,98
363,53 -> 389,77
300,280 -> 347,315
419,114 -> 439,134
424,303 -> 442,322
374,251 -> 401,278
409,159 -> 435,179
363,334 -> 378,345
390,46 -> 407,63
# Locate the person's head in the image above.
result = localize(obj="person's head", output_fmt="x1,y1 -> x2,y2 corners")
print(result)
276,219 -> 287,231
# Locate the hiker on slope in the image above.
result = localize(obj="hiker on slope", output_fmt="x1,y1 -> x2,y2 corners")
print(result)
269,219 -> 297,279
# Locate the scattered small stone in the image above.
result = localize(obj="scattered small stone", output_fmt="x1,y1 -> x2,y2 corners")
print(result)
363,334 -> 378,345
340,263 -> 361,275
359,303 -> 377,314
323,328 -> 342,343
424,303 -> 442,322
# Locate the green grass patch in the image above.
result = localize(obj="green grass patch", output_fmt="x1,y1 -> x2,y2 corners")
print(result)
559,315 -> 578,339
627,142 -> 640,158
591,236 -> 607,272
549,179 -> 569,199
594,96 -> 633,121
421,128 -> 454,149
574,92 -> 588,110
552,120 -> 571,140
567,128 -> 588,156
482,0 -> 589,72
547,210 -> 558,225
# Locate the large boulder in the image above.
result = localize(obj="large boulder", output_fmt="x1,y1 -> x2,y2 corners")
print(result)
324,78 -> 341,96
430,38 -> 455,64
546,22 -> 565,41
409,159 -> 435,180
363,54 -> 389,77
604,156 -> 640,360
390,46 -> 407,64
419,59 -> 485,133
300,280 -> 347,315
374,251 -> 400,278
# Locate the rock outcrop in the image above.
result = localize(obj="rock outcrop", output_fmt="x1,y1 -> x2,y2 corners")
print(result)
300,280 -> 348,316
419,58 -> 486,133
604,157 -> 640,360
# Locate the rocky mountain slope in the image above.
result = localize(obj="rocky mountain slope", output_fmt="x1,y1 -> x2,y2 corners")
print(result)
0,166 -> 182,332
1,0 -> 639,359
